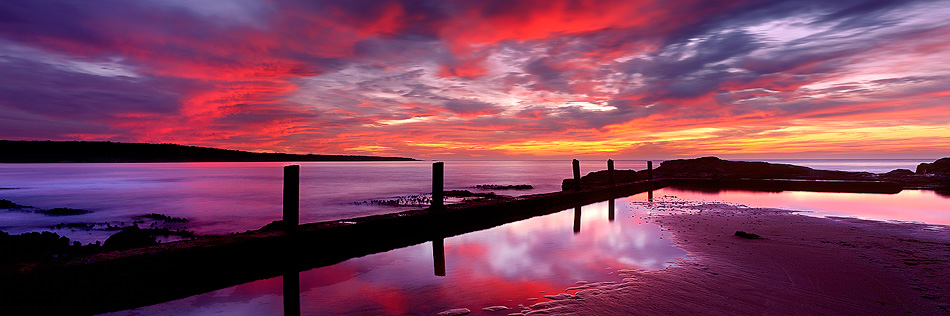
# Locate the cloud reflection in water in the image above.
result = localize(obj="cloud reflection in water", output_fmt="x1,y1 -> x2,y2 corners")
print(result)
105,197 -> 685,315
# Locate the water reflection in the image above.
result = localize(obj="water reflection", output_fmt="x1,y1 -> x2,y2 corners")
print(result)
573,206 -> 582,234
608,199 -> 615,222
0,161 -> 652,243
283,270 -> 300,316
654,187 -> 950,225
105,197 -> 685,315
102,187 -> 950,315
433,239 -> 446,277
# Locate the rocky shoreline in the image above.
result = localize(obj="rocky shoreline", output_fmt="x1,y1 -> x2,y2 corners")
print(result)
566,156 -> 950,193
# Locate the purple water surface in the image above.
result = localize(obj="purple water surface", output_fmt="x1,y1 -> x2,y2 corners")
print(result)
102,197 -> 685,316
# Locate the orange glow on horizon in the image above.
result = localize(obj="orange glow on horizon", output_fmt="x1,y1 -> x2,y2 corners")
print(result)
2,0 -> 949,159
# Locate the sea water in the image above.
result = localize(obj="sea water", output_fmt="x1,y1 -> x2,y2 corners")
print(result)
0,159 -> 941,243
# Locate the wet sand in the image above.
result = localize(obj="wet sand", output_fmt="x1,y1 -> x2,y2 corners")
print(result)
524,202 -> 950,315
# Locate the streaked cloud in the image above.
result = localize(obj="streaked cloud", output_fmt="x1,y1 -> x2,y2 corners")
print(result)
1,0 -> 948,158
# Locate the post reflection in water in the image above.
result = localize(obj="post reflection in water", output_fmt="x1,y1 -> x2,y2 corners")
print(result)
608,199 -> 615,222
573,206 -> 582,234
283,270 -> 300,316
433,238 -> 446,277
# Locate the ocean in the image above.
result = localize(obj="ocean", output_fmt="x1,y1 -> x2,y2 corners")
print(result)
0,159 -> 941,243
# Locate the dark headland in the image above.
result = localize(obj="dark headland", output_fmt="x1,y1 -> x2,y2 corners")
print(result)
2,156 -> 949,314
0,140 -> 417,163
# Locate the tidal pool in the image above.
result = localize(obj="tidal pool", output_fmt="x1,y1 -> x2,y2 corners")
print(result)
96,184 -> 950,315
102,198 -> 686,315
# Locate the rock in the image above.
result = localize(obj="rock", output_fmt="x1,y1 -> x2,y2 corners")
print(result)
543,293 -> 574,300
917,158 -> 950,174
563,169 -> 646,188
36,207 -> 92,216
0,199 -> 29,209
561,178 -> 578,191
482,305 -> 510,312
139,213 -> 188,222
103,226 -> 158,250
0,230 -> 71,262
438,308 -> 471,316
260,220 -> 284,231
475,184 -> 533,190
654,156 -> 872,180
734,231 -> 762,239
884,169 -> 915,177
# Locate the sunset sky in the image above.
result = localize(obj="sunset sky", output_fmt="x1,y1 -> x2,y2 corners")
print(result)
2,0 -> 949,159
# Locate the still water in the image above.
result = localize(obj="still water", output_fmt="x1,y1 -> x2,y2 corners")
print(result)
102,184 -> 950,315
0,159 -> 932,244
102,197 -> 685,316
657,187 -> 950,226
0,160 -> 641,243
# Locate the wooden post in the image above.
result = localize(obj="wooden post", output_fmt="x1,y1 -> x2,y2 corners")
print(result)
283,165 -> 299,231
572,159 -> 581,190
432,162 -> 444,209
648,190 -> 654,202
433,238 -> 446,276
608,199 -> 615,222
607,159 -> 615,186
647,161 -> 653,180
573,206 -> 582,234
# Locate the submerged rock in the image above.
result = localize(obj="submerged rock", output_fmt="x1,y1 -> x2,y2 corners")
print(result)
482,305 -> 510,312
37,207 -> 92,216
139,213 -> 188,222
0,199 -> 30,209
475,184 -> 533,190
543,293 -> 575,300
438,308 -> 471,316
734,231 -> 762,239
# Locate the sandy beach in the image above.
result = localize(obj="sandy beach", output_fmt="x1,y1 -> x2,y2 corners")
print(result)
523,200 -> 950,315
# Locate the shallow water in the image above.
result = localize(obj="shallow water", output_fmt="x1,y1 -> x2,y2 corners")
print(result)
101,198 -> 686,316
656,187 -> 950,225
102,185 -> 950,315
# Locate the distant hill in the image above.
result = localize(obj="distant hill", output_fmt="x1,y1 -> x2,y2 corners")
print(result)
0,140 -> 417,163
